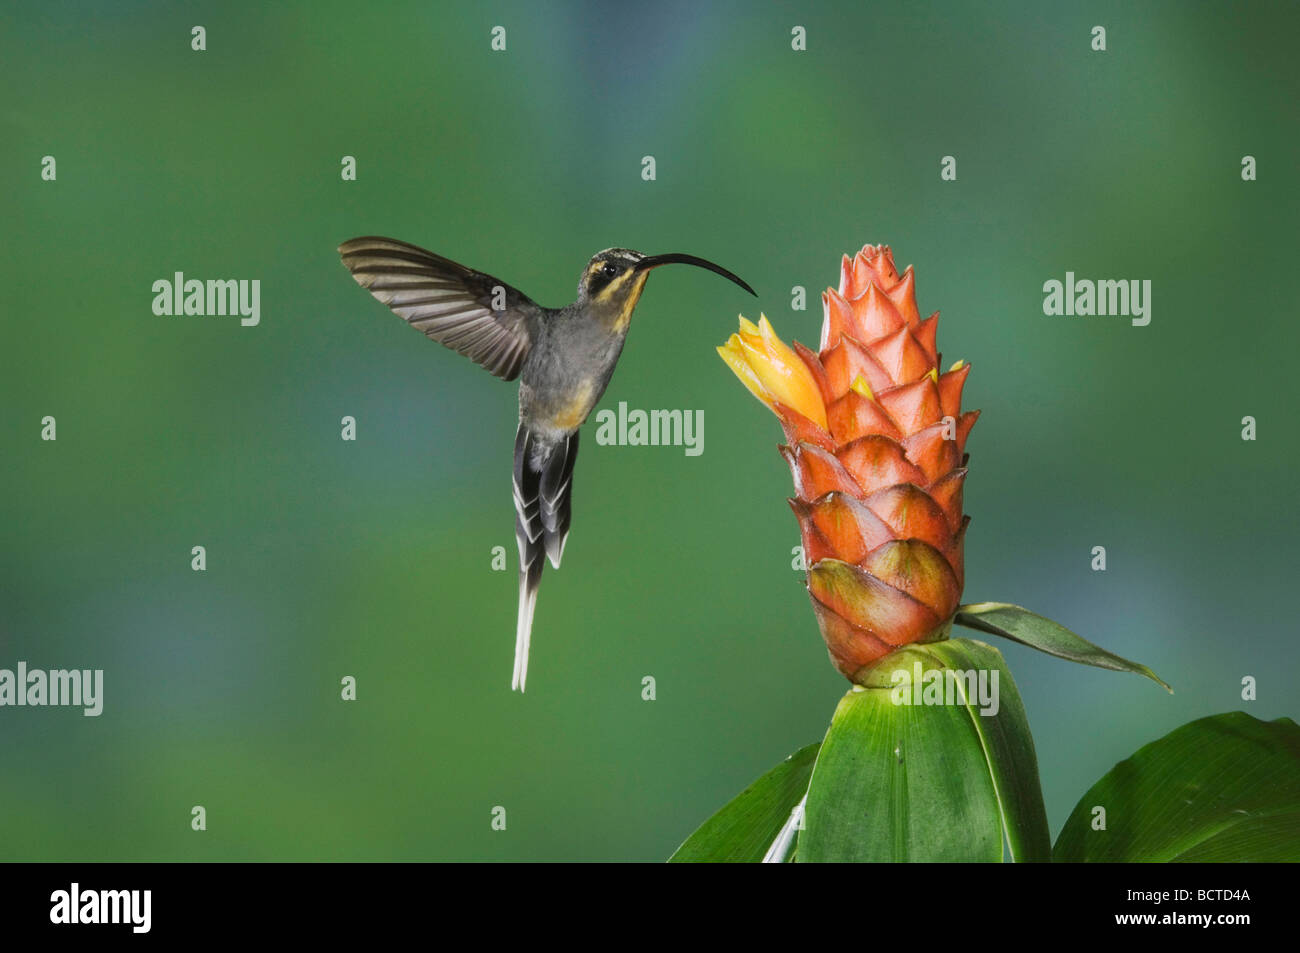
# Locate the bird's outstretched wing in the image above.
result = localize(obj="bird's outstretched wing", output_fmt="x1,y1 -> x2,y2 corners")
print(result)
339,236 -> 539,381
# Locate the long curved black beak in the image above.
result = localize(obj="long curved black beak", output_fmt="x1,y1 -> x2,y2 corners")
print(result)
634,253 -> 756,296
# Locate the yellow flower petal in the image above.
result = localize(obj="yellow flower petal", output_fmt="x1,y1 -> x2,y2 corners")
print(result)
719,316 -> 827,429
717,339 -> 777,412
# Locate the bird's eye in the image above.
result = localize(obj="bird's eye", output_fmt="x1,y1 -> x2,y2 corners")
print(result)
601,262 -> 620,279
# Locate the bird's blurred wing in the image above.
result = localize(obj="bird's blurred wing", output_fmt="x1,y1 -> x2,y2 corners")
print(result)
339,236 -> 539,381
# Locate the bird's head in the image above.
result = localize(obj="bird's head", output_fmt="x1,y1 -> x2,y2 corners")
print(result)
578,248 -> 755,327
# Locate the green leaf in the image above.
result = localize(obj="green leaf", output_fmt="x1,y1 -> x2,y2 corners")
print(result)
922,639 -> 1052,861
1054,712 -> 1300,862
954,602 -> 1171,692
668,742 -> 819,862
800,642 -> 1005,862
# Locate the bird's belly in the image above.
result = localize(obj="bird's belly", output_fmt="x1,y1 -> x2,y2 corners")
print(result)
550,380 -> 596,430
521,328 -> 625,436
525,378 -> 598,434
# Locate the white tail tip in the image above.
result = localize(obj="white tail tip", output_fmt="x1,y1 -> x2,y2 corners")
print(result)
511,579 -> 539,693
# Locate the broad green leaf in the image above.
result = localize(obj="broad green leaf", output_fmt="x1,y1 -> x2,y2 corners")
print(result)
669,743 -> 819,862
800,644 -> 1004,862
1054,712 -> 1300,862
922,639 -> 1051,861
955,602 -> 1171,692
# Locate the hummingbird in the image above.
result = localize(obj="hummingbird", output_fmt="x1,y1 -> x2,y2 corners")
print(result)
338,236 -> 755,691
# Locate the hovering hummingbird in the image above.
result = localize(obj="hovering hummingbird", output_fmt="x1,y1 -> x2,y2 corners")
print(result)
338,236 -> 755,691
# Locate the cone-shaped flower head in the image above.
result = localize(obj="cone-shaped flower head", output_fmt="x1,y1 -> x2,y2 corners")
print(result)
719,244 -> 978,682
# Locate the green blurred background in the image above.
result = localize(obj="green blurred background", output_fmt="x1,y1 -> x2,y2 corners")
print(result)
2,0 -> 1297,861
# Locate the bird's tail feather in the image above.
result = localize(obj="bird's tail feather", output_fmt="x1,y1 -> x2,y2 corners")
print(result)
512,556 -> 542,692
511,424 -> 579,692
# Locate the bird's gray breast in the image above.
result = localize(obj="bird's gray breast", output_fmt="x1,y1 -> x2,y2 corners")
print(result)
519,311 -> 627,436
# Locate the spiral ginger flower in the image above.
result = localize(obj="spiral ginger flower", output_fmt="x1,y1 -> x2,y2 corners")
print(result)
719,245 -> 977,681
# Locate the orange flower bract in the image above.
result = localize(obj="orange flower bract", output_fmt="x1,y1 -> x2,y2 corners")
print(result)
720,244 -> 978,682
